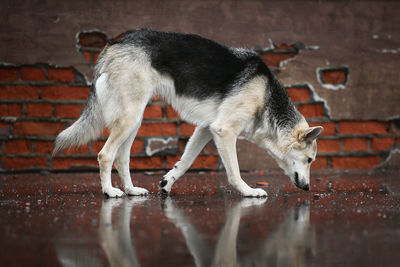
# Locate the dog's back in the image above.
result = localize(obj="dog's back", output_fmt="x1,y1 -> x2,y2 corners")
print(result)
107,29 -> 268,99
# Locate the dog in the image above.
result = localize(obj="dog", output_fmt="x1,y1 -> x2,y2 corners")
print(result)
54,29 -> 323,198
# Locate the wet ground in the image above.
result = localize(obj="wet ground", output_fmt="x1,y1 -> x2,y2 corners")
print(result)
1,170 -> 400,266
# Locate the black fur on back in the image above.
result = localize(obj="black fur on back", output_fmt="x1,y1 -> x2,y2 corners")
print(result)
111,29 -> 266,99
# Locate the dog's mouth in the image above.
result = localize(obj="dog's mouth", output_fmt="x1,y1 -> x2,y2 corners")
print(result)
294,172 -> 310,191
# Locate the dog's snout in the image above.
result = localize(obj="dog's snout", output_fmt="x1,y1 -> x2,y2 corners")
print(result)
294,172 -> 309,191
294,172 -> 299,186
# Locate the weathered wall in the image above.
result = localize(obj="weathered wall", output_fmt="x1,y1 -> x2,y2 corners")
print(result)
1,0 -> 399,172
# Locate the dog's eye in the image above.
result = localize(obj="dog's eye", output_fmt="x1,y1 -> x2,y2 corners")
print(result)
308,158 -> 313,164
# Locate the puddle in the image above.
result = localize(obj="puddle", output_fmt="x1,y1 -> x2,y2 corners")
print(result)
0,191 -> 399,266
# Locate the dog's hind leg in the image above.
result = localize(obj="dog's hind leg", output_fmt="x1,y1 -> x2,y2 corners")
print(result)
114,125 -> 149,196
159,126 -> 212,194
97,93 -> 149,198
98,117 -> 143,198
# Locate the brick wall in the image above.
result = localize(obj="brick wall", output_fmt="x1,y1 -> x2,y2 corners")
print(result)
0,31 -> 399,172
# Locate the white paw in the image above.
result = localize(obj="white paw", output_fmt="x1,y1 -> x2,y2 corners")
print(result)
103,186 -> 125,198
159,177 -> 173,194
241,188 -> 268,198
125,186 -> 149,196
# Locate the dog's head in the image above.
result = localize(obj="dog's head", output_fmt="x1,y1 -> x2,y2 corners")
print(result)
275,126 -> 323,191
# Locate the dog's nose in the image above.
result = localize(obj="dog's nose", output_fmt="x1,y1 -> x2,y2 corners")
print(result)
294,172 -> 309,191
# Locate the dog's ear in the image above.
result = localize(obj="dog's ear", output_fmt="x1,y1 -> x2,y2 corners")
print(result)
303,126 -> 323,143
298,126 -> 323,143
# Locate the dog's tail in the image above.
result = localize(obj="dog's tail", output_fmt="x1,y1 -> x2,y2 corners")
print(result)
53,80 -> 105,154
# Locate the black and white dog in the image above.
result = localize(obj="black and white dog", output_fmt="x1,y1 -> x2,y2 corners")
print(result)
55,29 -> 323,197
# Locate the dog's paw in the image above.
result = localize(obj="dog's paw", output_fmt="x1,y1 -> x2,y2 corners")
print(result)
125,186 -> 149,196
158,188 -> 170,197
158,177 -> 172,195
242,188 -> 268,198
103,187 -> 125,198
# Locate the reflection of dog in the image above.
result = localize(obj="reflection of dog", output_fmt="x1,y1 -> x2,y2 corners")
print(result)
99,198 -> 147,267
54,29 -> 323,197
251,205 -> 316,267
164,197 -> 267,266
165,198 -> 315,267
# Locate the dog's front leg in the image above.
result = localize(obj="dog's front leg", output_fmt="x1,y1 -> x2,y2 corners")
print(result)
210,126 -> 267,197
159,126 -> 212,194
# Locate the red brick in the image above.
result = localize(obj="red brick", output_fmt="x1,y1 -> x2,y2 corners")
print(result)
63,144 -> 90,155
0,103 -> 22,116
48,68 -> 75,82
26,103 -> 53,117
78,32 -> 108,48
309,122 -> 336,136
82,51 -> 92,63
20,67 -> 46,81
143,105 -> 163,119
0,66 -> 18,81
166,155 -> 219,169
54,104 -> 81,118
0,122 -> 11,135
41,85 -> 90,100
299,103 -> 324,118
93,53 -> 100,64
129,156 -> 164,169
4,140 -> 31,154
166,105 -> 180,119
180,123 -> 195,136
338,121 -> 387,135
3,157 -> 47,170
131,139 -> 144,154
34,141 -> 53,154
317,139 -> 341,153
371,137 -> 395,151
321,69 -> 346,84
91,140 -> 105,154
52,157 -> 98,169
286,88 -> 310,102
331,156 -> 380,169
13,121 -> 65,136
260,53 -> 297,67
343,138 -> 368,152
0,85 -> 38,99
137,122 -> 177,136
311,157 -> 328,169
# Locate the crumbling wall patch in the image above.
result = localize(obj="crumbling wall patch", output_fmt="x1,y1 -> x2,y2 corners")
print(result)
317,66 -> 349,90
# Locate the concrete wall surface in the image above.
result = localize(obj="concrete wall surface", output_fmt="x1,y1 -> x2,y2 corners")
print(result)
1,0 -> 399,171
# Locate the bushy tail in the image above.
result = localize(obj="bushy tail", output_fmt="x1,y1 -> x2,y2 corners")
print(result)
53,85 -> 104,154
